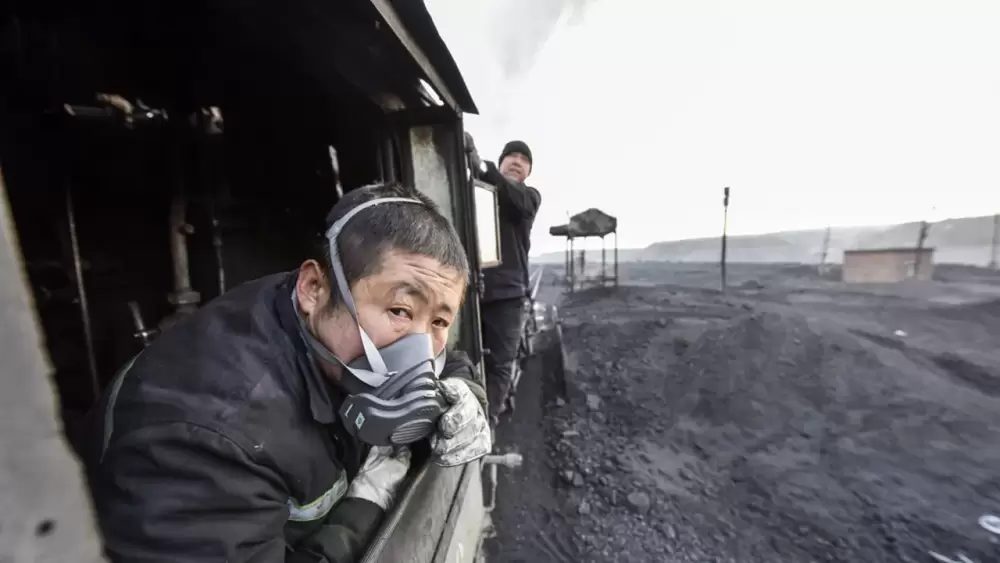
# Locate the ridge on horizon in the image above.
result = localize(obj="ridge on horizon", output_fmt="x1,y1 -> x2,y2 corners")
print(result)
531,213 -> 999,267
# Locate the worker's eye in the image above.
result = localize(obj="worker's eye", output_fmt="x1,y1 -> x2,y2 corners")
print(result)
388,307 -> 412,320
432,318 -> 451,329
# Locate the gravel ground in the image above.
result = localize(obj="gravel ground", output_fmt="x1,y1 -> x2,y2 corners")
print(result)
487,263 -> 1000,563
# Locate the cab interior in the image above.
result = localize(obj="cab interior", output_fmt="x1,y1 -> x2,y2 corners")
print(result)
2,1 -> 485,560
1,0 -> 465,431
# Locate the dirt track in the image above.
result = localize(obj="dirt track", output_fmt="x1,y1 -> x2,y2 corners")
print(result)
487,263 -> 1000,563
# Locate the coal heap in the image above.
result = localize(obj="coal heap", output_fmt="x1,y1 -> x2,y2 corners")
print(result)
549,302 -> 1000,562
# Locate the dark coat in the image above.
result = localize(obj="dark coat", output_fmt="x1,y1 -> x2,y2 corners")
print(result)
480,162 -> 541,302
82,271 -> 486,563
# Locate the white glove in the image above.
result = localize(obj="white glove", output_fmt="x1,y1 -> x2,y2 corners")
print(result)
431,378 -> 493,467
346,446 -> 411,510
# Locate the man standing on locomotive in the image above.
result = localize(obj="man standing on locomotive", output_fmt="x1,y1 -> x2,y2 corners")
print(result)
465,134 -> 542,428
83,182 -> 492,563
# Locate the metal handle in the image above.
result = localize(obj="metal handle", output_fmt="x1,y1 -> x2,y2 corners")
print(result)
482,453 -> 523,469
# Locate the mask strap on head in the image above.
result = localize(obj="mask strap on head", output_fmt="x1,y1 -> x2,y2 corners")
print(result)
292,290 -> 386,392
291,291 -> 346,367
325,197 -> 424,375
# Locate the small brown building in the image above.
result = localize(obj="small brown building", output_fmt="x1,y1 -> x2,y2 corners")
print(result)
842,247 -> 935,283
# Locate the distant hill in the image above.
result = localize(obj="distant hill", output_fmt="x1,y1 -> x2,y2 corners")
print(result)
532,215 -> 998,266
639,226 -> 881,263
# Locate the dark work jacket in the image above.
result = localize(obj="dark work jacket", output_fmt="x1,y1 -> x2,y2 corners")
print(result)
480,161 -> 541,302
82,271 -> 486,563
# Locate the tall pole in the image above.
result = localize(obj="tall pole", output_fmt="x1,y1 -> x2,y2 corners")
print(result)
990,214 -> 999,270
915,219 -> 930,279
721,187 -> 730,293
819,226 -> 832,275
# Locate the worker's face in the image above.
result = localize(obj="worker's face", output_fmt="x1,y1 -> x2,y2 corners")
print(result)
499,152 -> 531,184
296,250 -> 466,380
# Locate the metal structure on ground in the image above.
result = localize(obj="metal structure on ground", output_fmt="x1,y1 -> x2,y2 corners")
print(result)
915,220 -> 932,278
480,264 -> 565,540
819,226 -> 833,276
549,208 -> 620,293
505,267 -> 547,414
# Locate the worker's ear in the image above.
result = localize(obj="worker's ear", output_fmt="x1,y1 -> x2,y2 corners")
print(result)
296,260 -> 329,317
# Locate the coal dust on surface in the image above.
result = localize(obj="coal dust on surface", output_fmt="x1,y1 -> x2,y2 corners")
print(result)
486,263 -> 1000,563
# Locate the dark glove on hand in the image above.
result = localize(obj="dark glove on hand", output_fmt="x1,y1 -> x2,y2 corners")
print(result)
464,132 -> 483,178
440,351 -> 487,412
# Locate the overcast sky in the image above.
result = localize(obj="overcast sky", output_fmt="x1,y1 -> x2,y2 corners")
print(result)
425,0 -> 1000,255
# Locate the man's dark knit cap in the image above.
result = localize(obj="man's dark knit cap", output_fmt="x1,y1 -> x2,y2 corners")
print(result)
499,140 -> 532,166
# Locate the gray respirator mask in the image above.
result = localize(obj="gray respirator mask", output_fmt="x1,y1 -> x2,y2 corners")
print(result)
295,197 -> 448,446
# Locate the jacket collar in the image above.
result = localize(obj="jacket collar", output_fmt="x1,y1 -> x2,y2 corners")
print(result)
274,271 -> 342,425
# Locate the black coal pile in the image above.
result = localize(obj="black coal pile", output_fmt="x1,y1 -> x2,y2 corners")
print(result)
552,299 -> 1000,562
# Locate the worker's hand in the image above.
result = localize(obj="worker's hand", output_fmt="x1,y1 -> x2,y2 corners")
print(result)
431,378 -> 492,467
346,446 -> 411,510
464,132 -> 483,178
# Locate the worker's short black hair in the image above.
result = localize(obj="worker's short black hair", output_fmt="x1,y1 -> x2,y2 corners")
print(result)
318,181 -> 469,309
